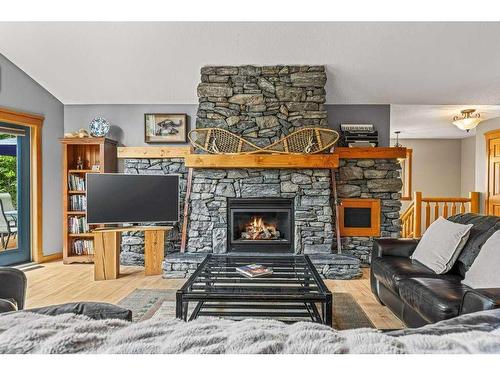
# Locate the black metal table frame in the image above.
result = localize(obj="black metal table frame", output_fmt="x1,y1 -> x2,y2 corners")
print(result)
176,254 -> 333,326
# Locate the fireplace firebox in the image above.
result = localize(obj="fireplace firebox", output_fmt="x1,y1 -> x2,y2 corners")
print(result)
227,198 -> 294,253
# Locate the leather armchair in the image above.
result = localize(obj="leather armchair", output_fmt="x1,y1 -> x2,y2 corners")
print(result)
461,288 -> 500,315
0,266 -> 132,321
0,267 -> 27,313
0,299 -> 18,313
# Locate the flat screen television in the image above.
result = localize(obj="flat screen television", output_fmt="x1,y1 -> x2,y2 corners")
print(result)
86,174 -> 179,224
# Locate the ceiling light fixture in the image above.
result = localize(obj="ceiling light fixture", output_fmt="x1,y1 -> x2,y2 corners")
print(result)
452,109 -> 482,132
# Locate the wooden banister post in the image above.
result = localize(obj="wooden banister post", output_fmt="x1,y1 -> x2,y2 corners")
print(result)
413,192 -> 422,238
470,192 -> 480,214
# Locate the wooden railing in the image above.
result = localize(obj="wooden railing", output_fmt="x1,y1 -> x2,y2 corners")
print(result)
400,200 -> 415,238
401,191 -> 480,238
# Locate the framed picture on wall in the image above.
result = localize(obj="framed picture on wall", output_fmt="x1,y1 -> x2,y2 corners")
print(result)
144,113 -> 188,143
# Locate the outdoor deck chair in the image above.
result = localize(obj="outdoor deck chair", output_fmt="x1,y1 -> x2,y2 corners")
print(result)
0,199 -> 17,250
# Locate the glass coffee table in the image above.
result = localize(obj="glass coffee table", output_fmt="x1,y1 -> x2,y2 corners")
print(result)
176,254 -> 332,325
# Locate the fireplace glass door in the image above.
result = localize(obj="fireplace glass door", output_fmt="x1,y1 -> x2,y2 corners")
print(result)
228,198 -> 294,253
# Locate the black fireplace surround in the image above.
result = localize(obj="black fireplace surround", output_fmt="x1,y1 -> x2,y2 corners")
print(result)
227,198 -> 294,253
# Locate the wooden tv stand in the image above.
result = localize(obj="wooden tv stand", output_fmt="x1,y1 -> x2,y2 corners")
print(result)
92,226 -> 172,281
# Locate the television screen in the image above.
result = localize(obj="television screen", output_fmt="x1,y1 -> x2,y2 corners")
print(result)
86,174 -> 179,224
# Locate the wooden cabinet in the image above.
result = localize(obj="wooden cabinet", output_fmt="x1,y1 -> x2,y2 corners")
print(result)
60,138 -> 117,264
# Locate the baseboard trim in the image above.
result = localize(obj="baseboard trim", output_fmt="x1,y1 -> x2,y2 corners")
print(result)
38,252 -> 63,263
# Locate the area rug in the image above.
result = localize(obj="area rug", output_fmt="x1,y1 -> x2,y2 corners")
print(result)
117,288 -> 375,329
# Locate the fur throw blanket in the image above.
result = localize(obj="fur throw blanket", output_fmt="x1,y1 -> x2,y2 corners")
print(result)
1,309 -> 500,354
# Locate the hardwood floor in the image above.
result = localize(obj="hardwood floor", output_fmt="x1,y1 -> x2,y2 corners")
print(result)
324,271 -> 405,329
25,261 -> 404,330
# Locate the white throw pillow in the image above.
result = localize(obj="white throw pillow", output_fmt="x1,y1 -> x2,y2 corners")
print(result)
462,230 -> 500,288
411,217 -> 473,274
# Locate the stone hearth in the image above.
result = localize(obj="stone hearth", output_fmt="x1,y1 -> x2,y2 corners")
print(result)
163,252 -> 361,280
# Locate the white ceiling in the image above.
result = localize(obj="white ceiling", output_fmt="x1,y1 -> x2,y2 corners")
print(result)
1,22 -> 500,105
391,105 -> 500,139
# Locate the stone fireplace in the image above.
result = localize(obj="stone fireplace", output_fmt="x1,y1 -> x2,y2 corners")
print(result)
228,198 -> 294,253
120,65 -> 402,280
185,65 -> 336,257
185,168 -> 334,255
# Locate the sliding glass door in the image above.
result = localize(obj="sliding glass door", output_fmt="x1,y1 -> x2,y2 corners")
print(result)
0,123 -> 31,265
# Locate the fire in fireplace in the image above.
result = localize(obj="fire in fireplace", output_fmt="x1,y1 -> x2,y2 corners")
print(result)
241,216 -> 282,241
228,198 -> 294,253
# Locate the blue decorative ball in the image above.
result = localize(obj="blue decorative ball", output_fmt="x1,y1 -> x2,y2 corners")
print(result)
89,117 -> 110,137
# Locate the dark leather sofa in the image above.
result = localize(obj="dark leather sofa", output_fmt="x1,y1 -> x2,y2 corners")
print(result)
371,213 -> 500,327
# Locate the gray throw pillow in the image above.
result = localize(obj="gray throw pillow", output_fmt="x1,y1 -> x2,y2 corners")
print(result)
411,217 -> 473,274
26,302 -> 132,321
463,230 -> 500,289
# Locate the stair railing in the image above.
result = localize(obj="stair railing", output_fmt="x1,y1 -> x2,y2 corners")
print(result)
400,200 -> 415,238
400,191 -> 480,238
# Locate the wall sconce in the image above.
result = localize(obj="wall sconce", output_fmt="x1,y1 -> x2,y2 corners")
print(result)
393,131 -> 403,148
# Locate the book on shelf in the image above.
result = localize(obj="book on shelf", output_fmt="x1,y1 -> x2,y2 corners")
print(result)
235,264 -> 273,278
68,216 -> 89,234
72,239 -> 94,255
69,195 -> 87,211
68,174 -> 86,191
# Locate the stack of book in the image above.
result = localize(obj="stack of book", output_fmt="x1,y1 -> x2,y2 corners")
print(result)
72,239 -> 94,255
68,175 -> 86,191
236,264 -> 273,278
68,216 -> 88,234
69,195 -> 87,211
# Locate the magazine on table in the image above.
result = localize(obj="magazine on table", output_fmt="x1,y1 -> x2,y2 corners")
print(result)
235,264 -> 273,278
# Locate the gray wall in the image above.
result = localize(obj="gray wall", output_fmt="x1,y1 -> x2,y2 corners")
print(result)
460,136 -> 475,198
326,104 -> 390,147
64,104 -> 391,147
0,54 -> 64,256
64,104 -> 197,146
398,139 -> 463,212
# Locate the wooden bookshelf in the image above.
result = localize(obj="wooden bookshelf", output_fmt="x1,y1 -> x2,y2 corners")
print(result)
68,233 -> 95,238
68,169 -> 95,173
60,137 -> 117,264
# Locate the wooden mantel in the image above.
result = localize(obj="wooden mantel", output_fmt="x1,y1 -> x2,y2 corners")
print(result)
117,146 -> 406,169
185,153 -> 339,169
117,146 -> 192,159
335,147 -> 406,159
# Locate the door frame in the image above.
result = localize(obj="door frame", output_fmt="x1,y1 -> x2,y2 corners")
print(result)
485,129 -> 500,215
0,107 -> 57,263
